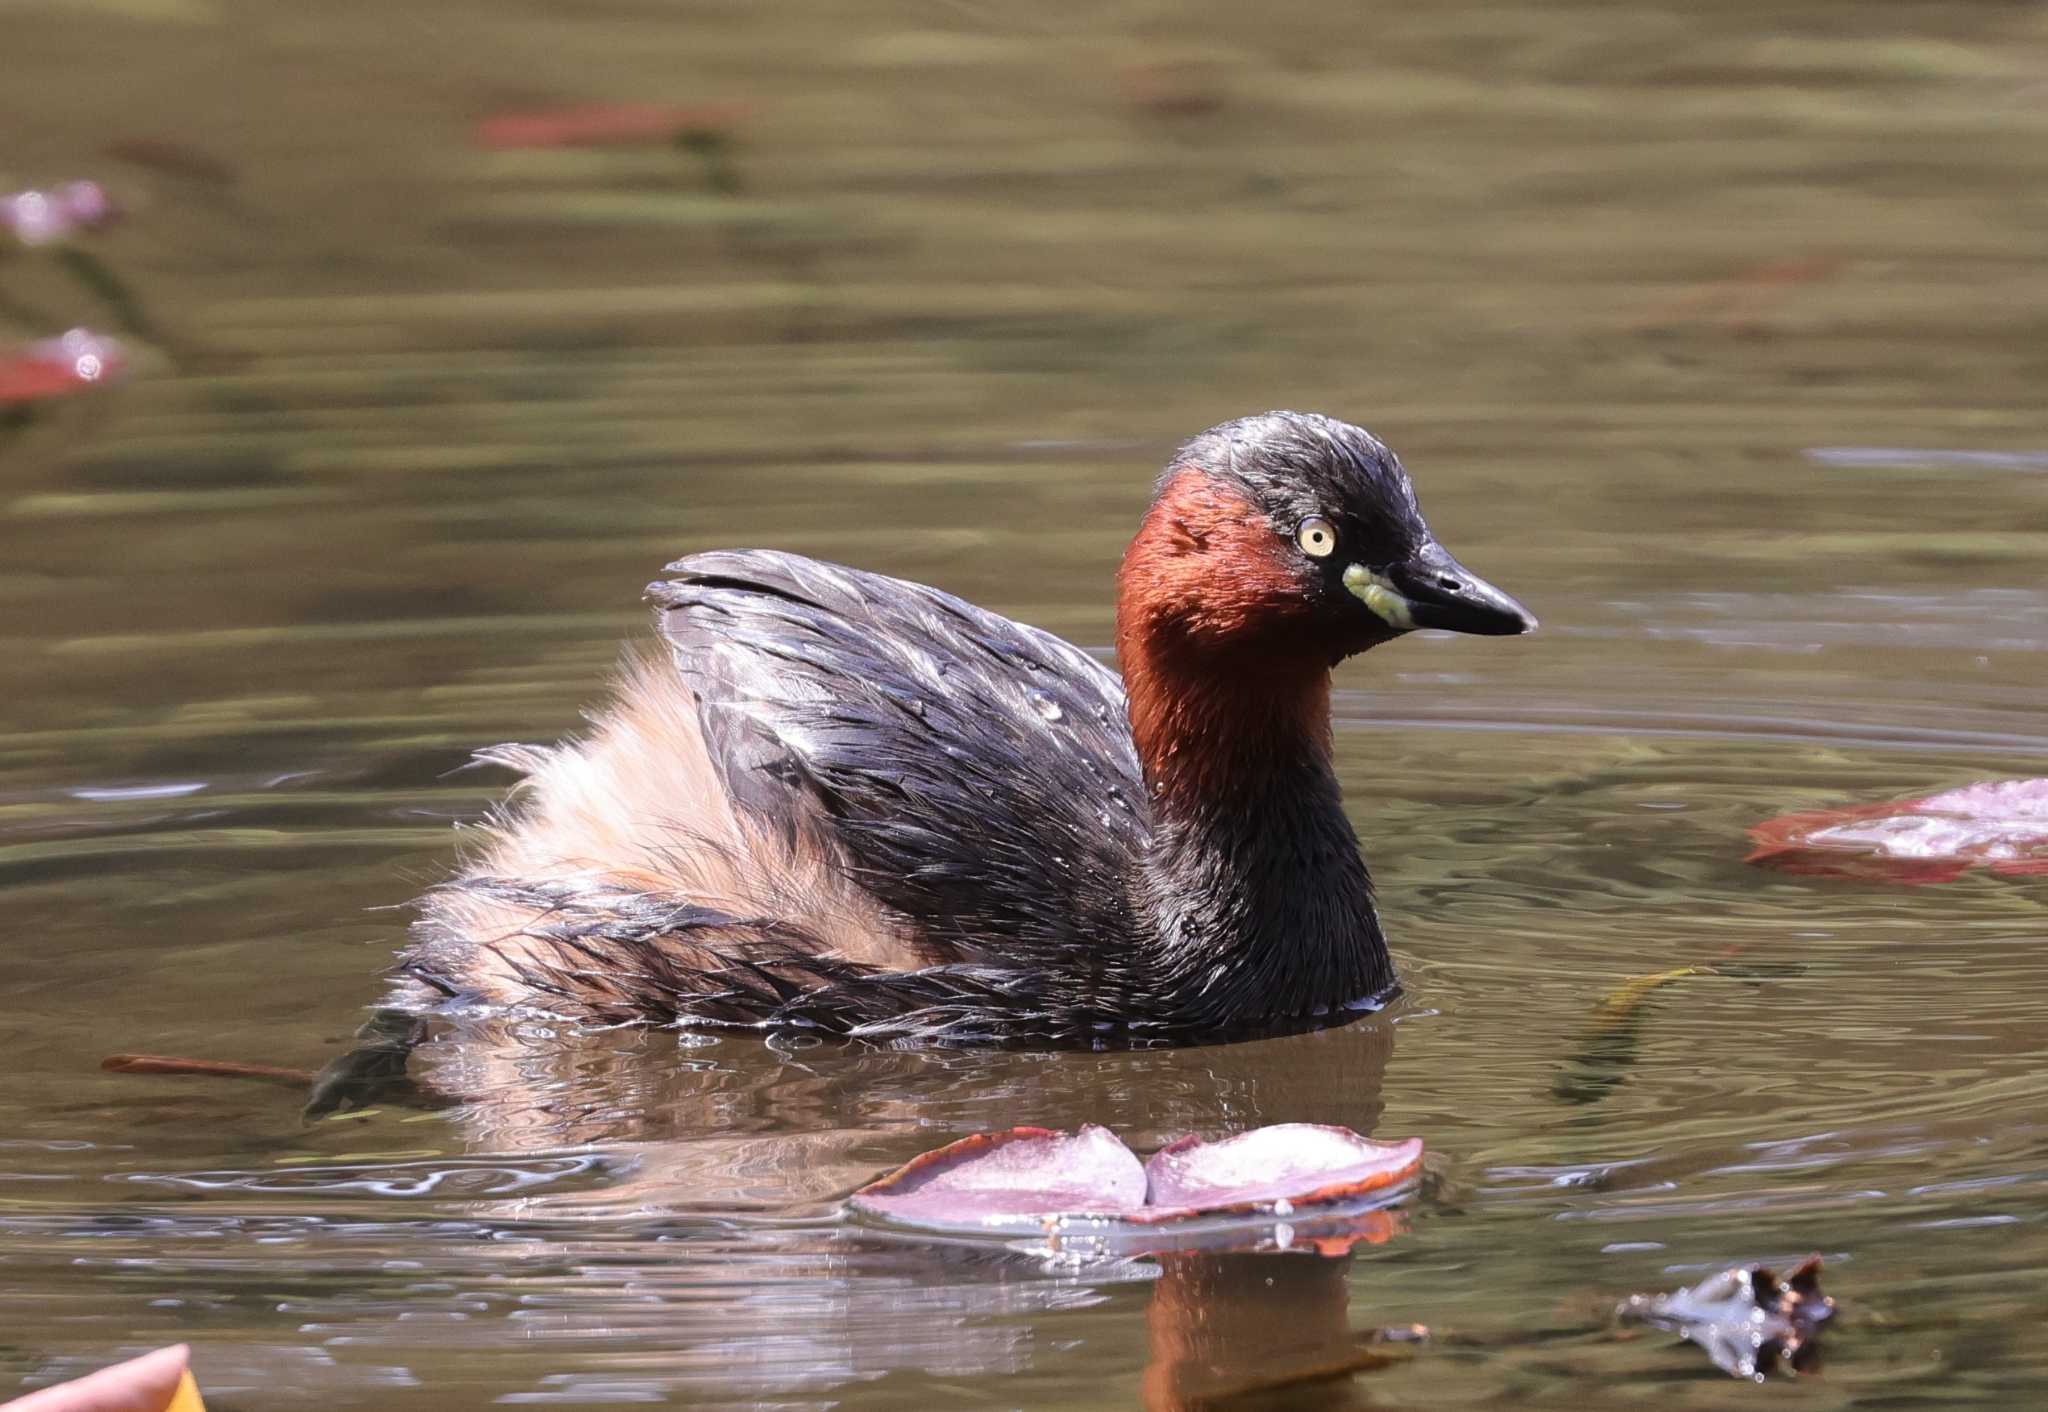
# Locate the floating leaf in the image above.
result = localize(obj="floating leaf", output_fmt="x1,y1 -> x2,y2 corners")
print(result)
1140,1125 -> 1424,1220
0,329 -> 129,405
850,1125 -> 1145,1232
103,137 -> 236,187
1749,779 -> 2048,883
2,182 -> 118,247
1617,1256 -> 1834,1380
475,103 -> 750,150
1633,254 -> 1842,333
850,1123 -> 1422,1253
102,1053 -> 319,1088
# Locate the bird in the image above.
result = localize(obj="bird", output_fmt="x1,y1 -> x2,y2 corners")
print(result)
395,411 -> 1534,1045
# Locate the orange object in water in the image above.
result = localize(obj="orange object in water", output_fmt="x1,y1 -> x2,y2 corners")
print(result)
1,1345 -> 205,1412
0,330 -> 127,406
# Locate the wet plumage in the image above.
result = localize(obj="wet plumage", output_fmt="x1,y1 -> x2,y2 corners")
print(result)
398,411 -> 1534,1043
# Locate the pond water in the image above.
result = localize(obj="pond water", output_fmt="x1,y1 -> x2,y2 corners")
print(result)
5,1 -> 2047,1406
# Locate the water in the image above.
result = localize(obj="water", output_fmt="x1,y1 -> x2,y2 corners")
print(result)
5,0 -> 2047,1405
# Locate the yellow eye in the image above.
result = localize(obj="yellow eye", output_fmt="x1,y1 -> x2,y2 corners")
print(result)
1296,516 -> 1337,559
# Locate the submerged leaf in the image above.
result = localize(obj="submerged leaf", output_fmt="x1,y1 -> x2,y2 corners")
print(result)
103,1053 -> 317,1088
475,103 -> 750,150
1554,967 -> 1719,1107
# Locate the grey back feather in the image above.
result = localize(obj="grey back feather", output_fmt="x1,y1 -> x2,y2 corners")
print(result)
648,551 -> 1147,976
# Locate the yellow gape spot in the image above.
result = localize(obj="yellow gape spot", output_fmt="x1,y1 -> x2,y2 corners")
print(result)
1342,563 -> 1415,630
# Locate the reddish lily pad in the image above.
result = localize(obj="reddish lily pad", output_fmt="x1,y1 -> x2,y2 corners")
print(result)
1748,778 -> 2048,884
851,1125 -> 1145,1232
0,329 -> 129,406
1141,1125 -> 1424,1220
476,103 -> 750,150
850,1123 -> 1423,1249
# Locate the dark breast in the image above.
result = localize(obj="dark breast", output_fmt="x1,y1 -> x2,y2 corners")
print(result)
649,551 -> 1148,978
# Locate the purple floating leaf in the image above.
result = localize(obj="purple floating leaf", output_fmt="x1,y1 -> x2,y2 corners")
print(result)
850,1125 -> 1145,1232
1140,1125 -> 1425,1220
850,1123 -> 1424,1250
2,181 -> 118,247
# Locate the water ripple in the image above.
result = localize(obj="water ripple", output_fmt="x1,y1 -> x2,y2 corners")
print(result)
116,1154 -> 611,1200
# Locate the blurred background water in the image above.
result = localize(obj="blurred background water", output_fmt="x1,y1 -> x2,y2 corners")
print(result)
3,0 -> 2047,1405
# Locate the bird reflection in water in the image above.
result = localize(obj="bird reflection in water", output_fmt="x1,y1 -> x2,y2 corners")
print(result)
106,1006 -> 1414,1403
387,1009 -> 1409,1403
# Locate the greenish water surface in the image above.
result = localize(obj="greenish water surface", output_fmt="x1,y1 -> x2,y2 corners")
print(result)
4,1 -> 2047,1406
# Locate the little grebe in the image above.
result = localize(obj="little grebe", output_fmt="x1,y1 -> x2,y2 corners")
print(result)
399,412 -> 1534,1042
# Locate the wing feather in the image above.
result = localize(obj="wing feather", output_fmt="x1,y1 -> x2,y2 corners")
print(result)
647,551 -> 1145,965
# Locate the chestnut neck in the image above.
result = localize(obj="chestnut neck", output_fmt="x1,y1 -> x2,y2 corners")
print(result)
1113,504 -> 1395,1030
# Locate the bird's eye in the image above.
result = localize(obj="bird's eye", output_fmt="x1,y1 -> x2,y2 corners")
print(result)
1296,516 -> 1337,559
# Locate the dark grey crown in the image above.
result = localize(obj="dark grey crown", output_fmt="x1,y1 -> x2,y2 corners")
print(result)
1166,410 -> 1430,566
